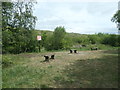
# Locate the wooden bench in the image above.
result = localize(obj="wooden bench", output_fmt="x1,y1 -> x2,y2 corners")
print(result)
69,49 -> 77,53
91,47 -> 98,51
44,54 -> 55,62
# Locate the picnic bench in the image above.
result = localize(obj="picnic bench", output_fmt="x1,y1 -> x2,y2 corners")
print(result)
44,54 -> 55,62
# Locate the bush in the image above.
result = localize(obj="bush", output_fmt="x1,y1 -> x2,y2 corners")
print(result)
2,56 -> 13,68
102,34 -> 119,47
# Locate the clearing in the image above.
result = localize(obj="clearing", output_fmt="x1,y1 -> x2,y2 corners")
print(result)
2,50 -> 118,88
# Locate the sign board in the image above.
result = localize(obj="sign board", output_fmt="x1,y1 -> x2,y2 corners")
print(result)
37,36 -> 42,40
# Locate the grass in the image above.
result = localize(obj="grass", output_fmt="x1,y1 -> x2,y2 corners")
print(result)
2,49 -> 118,88
0,54 -> 2,89
74,44 -> 119,51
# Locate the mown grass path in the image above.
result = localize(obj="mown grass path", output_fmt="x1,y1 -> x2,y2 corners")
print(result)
2,50 -> 118,88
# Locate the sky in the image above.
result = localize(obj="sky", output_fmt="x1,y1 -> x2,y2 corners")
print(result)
33,0 -> 119,34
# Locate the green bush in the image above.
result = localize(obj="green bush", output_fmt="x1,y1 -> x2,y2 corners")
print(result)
2,56 -> 13,68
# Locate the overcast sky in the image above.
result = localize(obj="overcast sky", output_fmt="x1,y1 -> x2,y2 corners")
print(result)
33,0 -> 119,34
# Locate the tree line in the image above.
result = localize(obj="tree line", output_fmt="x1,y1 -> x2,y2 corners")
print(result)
44,31 -> 120,51
2,1 -> 120,54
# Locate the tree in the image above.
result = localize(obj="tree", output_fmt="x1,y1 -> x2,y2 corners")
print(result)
111,10 -> 120,30
12,1 -> 37,30
41,31 -> 47,47
44,35 -> 53,51
2,1 -> 37,54
2,1 -> 37,31
62,36 -> 73,50
2,2 -> 13,31
52,26 -> 66,50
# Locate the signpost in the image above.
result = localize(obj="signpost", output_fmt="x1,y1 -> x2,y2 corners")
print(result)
37,36 -> 42,41
37,35 -> 42,52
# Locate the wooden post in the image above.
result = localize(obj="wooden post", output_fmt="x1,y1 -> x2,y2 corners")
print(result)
37,35 -> 41,52
39,40 -> 41,52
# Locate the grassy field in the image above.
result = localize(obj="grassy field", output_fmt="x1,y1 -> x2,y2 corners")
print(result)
2,49 -> 118,88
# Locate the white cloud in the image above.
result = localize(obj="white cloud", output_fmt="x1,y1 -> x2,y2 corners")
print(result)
33,2 -> 118,34
36,0 -> 119,2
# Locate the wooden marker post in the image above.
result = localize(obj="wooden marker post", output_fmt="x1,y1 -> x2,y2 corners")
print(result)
37,35 -> 42,52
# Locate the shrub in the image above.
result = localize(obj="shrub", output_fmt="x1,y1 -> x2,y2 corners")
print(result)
2,56 -> 13,68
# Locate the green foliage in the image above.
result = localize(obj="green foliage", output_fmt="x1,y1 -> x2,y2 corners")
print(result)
111,10 -> 120,30
88,35 -> 99,44
52,26 -> 66,50
40,31 -> 47,47
2,1 -> 37,54
2,2 -> 13,31
102,34 -> 119,47
2,28 -> 38,54
12,1 -> 37,30
44,35 -> 53,51
2,1 -> 37,31
44,26 -> 66,50
111,10 -> 120,23
107,35 -> 118,46
2,56 -> 13,68
2,27 -> 119,53
62,35 -> 73,50
2,30 -> 14,53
